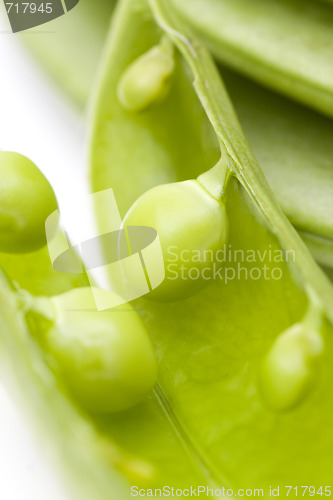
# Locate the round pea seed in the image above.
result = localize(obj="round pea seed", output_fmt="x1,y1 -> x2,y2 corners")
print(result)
0,152 -> 58,253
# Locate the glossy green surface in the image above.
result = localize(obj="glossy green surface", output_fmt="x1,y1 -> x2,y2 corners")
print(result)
123,180 -> 228,301
89,0 -> 333,492
0,152 -> 58,253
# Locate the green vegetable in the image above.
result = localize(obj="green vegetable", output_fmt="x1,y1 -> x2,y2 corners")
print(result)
22,0 -> 333,271
2,0 -> 333,497
117,36 -> 175,111
21,0 -> 333,271
260,301 -> 324,411
0,271 -> 152,500
0,152 -> 58,254
89,0 -> 333,492
21,287 -> 157,413
123,178 -> 228,300
171,0 -> 333,118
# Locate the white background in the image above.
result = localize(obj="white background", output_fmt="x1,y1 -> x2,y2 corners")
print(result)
0,9 -> 92,500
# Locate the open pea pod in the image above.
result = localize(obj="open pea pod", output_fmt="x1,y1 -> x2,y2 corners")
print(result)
20,0 -> 333,269
170,0 -> 333,119
2,0 -> 333,497
90,0 -> 333,492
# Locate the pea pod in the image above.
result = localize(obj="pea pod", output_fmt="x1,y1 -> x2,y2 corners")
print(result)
89,0 -> 333,492
2,0 -> 333,497
21,1 -> 333,270
171,0 -> 333,118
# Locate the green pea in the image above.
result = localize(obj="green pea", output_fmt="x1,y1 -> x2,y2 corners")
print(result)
24,287 -> 157,413
123,180 -> 228,301
117,37 -> 174,112
0,152 -> 58,254
259,323 -> 324,411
